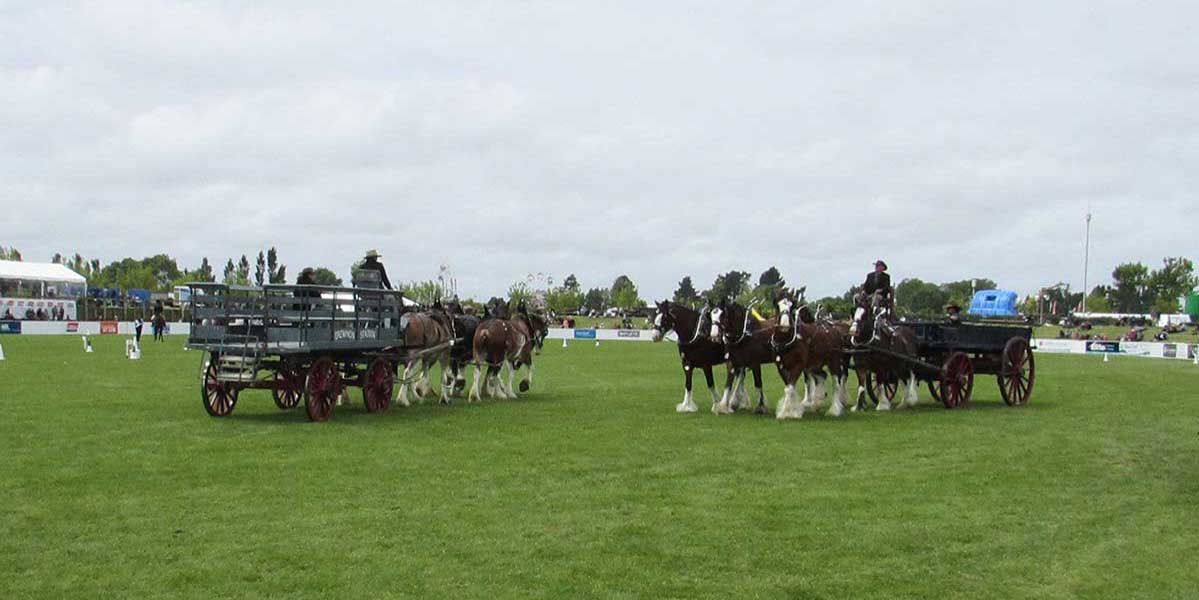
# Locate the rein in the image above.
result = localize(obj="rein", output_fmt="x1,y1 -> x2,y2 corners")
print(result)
666,306 -> 707,347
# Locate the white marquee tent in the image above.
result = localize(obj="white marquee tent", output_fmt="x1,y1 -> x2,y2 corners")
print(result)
0,260 -> 87,295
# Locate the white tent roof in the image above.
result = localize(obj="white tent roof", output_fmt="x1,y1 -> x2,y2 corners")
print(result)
0,260 -> 87,284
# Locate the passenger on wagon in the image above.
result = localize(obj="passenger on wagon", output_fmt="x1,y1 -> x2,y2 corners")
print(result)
358,249 -> 393,290
945,303 -> 963,324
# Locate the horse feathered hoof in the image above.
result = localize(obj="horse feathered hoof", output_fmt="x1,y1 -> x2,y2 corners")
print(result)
519,381 -> 530,393
754,404 -> 773,416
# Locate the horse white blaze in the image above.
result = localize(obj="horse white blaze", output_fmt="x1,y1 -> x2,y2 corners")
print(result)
709,308 -> 722,340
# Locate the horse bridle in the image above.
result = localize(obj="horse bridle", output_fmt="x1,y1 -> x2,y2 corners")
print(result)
717,300 -> 759,347
772,301 -> 806,353
657,305 -> 707,346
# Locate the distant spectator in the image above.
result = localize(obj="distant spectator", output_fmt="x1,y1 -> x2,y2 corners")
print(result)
1154,330 -> 1169,342
2,308 -> 13,320
134,317 -> 144,345
36,308 -> 47,320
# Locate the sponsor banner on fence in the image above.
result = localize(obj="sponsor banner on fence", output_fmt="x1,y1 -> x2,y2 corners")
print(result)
1085,341 -> 1121,354
1031,339 -> 1085,354
617,330 -> 641,338
100,321 -> 119,335
1032,339 -> 1197,361
573,329 -> 597,339
67,321 -> 79,333
0,321 -> 21,334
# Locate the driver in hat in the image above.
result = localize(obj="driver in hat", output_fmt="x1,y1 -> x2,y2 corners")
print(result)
359,249 -> 393,290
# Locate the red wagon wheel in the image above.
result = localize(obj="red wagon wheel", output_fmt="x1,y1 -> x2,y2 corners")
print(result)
363,358 -> 394,414
305,356 -> 339,422
272,362 -> 303,410
201,356 -> 239,417
997,338 -> 1035,406
938,352 -> 974,409
864,371 -> 898,406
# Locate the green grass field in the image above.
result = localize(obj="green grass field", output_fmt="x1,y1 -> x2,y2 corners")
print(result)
2,336 -> 1197,599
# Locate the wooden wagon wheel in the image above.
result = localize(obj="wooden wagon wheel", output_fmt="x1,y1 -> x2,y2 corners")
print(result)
927,380 -> 942,404
271,362 -> 303,410
938,352 -> 974,409
304,356 -> 339,422
864,370 -> 898,406
997,338 -> 1035,406
201,355 -> 239,417
362,357 -> 394,414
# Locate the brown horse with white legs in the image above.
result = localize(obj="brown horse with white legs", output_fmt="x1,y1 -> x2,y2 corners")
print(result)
771,293 -> 852,420
469,304 -> 516,401
850,291 -> 921,410
650,300 -> 725,413
396,305 -> 454,406
708,299 -> 777,416
504,302 -> 541,394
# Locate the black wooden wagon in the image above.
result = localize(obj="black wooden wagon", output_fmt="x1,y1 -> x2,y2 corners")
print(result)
186,282 -> 442,422
850,320 -> 1035,409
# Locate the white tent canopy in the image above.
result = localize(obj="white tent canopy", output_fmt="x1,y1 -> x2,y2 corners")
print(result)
0,260 -> 87,284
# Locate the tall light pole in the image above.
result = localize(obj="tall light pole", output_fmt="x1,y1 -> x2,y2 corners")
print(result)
1082,209 -> 1092,314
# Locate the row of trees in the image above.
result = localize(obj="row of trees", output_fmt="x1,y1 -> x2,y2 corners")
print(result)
1,246 -> 346,294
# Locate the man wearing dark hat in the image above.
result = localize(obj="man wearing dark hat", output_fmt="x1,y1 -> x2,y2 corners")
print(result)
945,302 -> 962,324
358,250 -> 393,290
862,260 -> 893,303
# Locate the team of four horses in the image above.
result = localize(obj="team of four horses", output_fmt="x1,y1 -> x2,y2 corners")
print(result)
392,298 -> 550,406
650,289 -> 918,420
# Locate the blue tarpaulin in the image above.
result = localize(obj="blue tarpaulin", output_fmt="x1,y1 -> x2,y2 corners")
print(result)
969,290 -> 1019,317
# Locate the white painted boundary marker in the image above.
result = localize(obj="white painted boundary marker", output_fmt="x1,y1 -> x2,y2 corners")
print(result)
0,342 -> 5,361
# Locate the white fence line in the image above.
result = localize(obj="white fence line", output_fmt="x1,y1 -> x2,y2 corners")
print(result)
1032,338 -> 1198,360
3,321 -> 191,336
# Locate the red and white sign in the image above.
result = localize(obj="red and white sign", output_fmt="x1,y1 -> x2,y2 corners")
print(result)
67,321 -> 79,333
100,320 -> 119,334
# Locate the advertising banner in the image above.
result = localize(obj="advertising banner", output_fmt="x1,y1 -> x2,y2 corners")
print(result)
617,330 -> 641,338
100,321 -> 119,335
1085,341 -> 1121,354
1032,339 -> 1085,354
1120,342 -> 1159,358
0,321 -> 20,334
67,322 -> 79,333
573,329 -> 597,339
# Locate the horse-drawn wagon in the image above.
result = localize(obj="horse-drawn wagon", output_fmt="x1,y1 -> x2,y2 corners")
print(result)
186,281 -> 443,422
850,318 -> 1035,409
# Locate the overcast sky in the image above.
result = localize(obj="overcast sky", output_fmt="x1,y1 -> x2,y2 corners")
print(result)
2,1 -> 1196,300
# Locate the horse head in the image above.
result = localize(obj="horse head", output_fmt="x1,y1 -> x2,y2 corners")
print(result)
651,300 -> 673,342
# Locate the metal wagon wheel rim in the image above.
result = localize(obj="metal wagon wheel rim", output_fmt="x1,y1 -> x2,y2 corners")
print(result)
201,357 -> 238,417
939,352 -> 974,409
998,338 -> 1035,406
363,358 -> 394,414
272,362 -> 303,410
305,356 -> 338,422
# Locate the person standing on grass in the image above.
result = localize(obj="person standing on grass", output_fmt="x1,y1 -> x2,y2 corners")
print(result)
134,317 -> 144,345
